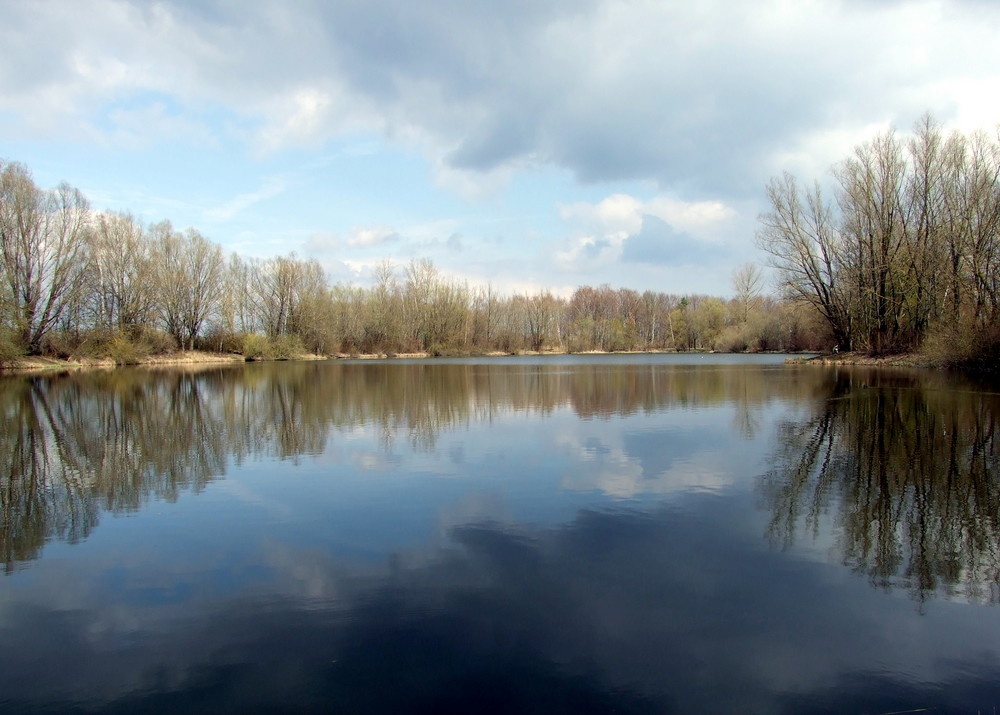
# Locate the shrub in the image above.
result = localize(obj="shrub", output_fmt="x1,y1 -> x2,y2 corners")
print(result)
240,333 -> 308,361
107,334 -> 143,364
270,334 -> 305,359
923,320 -> 1000,371
134,327 -> 177,355
0,330 -> 24,368
242,333 -> 270,361
713,324 -> 750,353
39,330 -> 77,359
197,327 -> 244,354
71,329 -> 148,364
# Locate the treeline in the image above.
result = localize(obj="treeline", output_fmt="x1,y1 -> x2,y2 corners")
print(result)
758,115 -> 1000,365
0,159 -> 828,363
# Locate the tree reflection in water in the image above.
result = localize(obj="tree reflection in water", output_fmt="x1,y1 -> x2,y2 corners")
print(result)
1,360 -> 813,573
761,367 -> 1000,604
0,371 -> 227,571
12,358 -> 962,586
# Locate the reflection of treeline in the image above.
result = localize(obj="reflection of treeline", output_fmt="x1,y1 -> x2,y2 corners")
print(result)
1,362 -> 815,568
761,368 -> 1000,603
0,372 -> 229,570
0,158 -> 827,367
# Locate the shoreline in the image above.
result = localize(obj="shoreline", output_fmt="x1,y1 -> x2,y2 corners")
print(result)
0,348 -> 689,373
786,351 -> 937,369
2,350 -> 249,373
3,348 -> 938,375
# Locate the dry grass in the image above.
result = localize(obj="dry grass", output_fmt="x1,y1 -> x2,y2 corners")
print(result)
2,350 -> 247,373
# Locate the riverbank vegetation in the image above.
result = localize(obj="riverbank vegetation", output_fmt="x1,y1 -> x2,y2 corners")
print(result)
2,115 -> 996,369
758,115 -> 1000,370
0,160 -> 826,368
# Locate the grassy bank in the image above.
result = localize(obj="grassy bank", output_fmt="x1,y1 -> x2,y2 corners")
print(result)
4,350 -> 250,373
1,346 -> 732,373
786,350 -> 1000,372
787,352 -> 934,368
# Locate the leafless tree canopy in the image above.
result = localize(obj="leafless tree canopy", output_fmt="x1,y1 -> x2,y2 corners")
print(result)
6,116 -> 997,363
757,116 -> 1000,355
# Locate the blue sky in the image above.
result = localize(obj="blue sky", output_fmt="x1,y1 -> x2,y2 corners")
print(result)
2,0 -> 998,296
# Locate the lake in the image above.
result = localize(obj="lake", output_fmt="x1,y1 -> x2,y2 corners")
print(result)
1,354 -> 999,713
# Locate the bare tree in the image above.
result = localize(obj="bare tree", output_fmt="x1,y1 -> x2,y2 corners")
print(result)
364,259 -> 403,352
217,252 -> 260,338
756,173 -> 851,349
836,130 -> 910,352
759,116 -> 1000,357
0,162 -> 90,352
522,292 -> 561,351
150,223 -> 223,350
86,211 -> 155,333
942,130 -> 1000,327
470,283 -> 501,350
732,262 -> 765,323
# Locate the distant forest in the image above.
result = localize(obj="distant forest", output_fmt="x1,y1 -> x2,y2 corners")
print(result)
0,115 -> 996,365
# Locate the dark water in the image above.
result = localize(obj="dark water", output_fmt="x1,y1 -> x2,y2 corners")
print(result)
2,355 -> 1000,714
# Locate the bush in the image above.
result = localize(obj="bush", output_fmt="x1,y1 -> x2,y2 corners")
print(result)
0,330 -> 24,368
270,334 -> 305,359
72,329 -> 146,364
240,333 -> 308,361
242,333 -> 270,361
198,327 -> 244,354
107,334 -> 142,365
923,320 -> 1000,371
39,330 -> 77,359
134,327 -> 177,355
38,326 -> 177,363
713,324 -> 751,353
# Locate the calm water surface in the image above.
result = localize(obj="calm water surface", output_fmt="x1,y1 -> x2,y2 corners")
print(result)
2,354 -> 1000,713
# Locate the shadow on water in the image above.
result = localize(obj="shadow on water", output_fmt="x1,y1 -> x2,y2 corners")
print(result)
760,366 -> 1000,604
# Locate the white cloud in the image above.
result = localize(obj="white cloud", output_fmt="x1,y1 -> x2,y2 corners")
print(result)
2,0 -> 998,295
553,235 -> 623,272
432,161 -> 520,202
644,196 -> 737,234
4,0 -> 998,193
205,176 -> 288,222
338,259 -> 373,278
554,191 -> 741,273
104,101 -> 216,150
257,87 -> 336,152
559,194 -> 643,235
345,225 -> 399,248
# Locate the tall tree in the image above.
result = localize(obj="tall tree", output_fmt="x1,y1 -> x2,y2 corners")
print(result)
0,162 -> 90,352
86,211 -> 155,333
150,223 -> 223,350
732,262 -> 765,323
756,173 -> 851,349
835,130 -> 910,352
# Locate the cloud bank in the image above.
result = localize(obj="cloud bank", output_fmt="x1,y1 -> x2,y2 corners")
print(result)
1,0 -> 996,294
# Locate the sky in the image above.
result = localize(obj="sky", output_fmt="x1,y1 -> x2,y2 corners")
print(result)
1,0 -> 998,297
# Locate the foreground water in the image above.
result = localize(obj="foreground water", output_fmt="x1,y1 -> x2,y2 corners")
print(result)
1,354 -> 999,713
